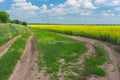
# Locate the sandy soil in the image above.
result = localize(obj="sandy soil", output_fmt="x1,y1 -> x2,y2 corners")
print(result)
0,35 -> 21,58
68,35 -> 120,80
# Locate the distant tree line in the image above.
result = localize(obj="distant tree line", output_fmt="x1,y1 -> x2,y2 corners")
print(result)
0,11 -> 27,26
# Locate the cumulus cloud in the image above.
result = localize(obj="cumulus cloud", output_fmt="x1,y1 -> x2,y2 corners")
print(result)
8,0 -> 39,20
66,0 -> 80,7
64,0 -> 96,9
8,0 -> 120,23
0,0 -> 4,2
83,0 -> 96,9
9,0 -> 97,18
40,4 -> 47,10
11,0 -> 39,10
46,0 -> 97,16
100,10 -> 115,17
95,0 -> 120,6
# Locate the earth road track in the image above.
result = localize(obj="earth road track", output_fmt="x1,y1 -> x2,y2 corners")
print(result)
9,33 -> 39,80
8,33 -> 120,80
67,35 -> 120,80
0,35 -> 21,58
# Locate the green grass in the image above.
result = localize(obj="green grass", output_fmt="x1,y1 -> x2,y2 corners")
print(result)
84,44 -> 107,78
0,32 -> 30,80
32,29 -> 86,74
0,23 -> 28,46
30,25 -> 120,45
64,74 -> 79,80
32,28 -> 108,79
50,73 -> 59,80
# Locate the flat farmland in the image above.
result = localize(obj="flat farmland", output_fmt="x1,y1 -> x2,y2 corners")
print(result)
0,24 -> 120,80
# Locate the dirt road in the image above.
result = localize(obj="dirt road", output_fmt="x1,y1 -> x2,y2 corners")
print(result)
0,35 -> 21,57
8,33 -> 120,80
9,33 -> 39,80
68,35 -> 120,80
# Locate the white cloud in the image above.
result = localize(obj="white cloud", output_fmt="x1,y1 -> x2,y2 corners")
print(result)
8,0 -> 39,20
115,7 -> 120,11
80,10 -> 93,16
38,4 -> 49,14
65,0 -> 96,9
0,0 -> 4,2
45,0 -> 97,16
50,4 -> 54,7
8,0 -> 120,23
8,0 -> 97,20
101,13 -> 115,16
66,0 -> 80,7
111,1 -> 120,6
83,0 -> 96,9
14,0 -> 26,3
40,4 -> 47,10
11,0 -> 39,10
99,10 -> 115,17
95,0 -> 105,3
95,0 -> 120,6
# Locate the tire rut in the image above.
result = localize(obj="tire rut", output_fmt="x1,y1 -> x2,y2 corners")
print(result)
9,33 -> 38,80
8,33 -> 120,80
68,35 -> 96,64
0,35 -> 21,58
67,35 -> 120,80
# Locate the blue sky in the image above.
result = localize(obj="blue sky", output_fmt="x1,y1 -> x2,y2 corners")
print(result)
0,0 -> 120,24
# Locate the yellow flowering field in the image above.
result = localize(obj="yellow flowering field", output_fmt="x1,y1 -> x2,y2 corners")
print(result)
29,24 -> 120,45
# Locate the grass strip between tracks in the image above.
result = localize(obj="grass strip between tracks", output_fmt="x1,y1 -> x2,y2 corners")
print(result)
32,29 -> 86,75
0,32 -> 30,80
84,43 -> 107,78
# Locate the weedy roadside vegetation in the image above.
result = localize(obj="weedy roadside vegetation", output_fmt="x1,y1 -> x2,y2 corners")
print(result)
0,23 -> 28,46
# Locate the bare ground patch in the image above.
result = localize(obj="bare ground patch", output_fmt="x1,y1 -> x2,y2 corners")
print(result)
0,35 -> 21,58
